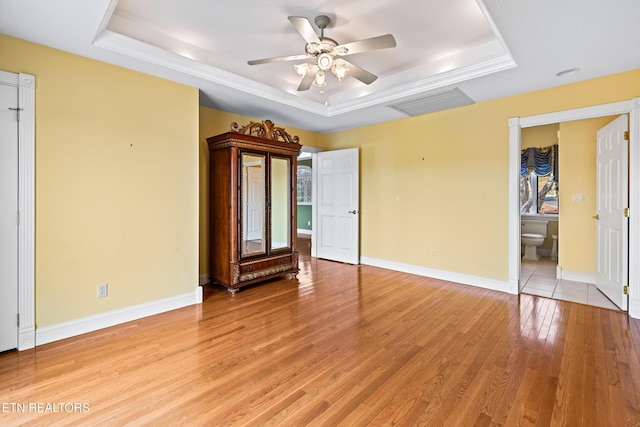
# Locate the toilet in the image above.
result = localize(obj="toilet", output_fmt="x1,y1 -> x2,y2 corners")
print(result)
521,220 -> 549,261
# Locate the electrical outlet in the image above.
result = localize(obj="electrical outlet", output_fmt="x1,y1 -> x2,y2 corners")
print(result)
97,283 -> 108,298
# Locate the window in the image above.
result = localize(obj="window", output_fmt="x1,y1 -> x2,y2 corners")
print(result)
297,165 -> 312,204
520,173 -> 558,214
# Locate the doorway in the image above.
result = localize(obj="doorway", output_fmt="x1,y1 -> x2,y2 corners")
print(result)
518,117 -> 625,310
297,152 -> 313,237
296,145 -> 323,260
509,98 -> 640,319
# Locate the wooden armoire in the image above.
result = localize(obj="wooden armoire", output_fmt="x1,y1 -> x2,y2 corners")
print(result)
207,120 -> 302,294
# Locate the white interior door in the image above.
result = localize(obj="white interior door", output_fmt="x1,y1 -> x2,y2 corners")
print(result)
596,114 -> 629,310
316,148 -> 359,264
0,83 -> 19,352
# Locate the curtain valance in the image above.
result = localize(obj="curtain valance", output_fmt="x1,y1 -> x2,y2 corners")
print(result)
521,144 -> 558,179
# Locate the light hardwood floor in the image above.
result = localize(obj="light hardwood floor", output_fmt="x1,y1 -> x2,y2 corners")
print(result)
1,238 -> 640,425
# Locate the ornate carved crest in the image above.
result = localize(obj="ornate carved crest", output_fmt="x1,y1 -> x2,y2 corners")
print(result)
230,120 -> 300,144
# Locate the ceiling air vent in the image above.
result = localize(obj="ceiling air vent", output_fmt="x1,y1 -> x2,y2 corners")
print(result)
388,88 -> 475,117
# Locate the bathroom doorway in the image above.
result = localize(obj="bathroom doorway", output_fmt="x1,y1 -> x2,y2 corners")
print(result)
509,99 -> 639,316
519,117 -> 625,310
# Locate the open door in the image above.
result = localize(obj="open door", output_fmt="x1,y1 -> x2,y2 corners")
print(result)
595,114 -> 629,310
315,148 -> 360,264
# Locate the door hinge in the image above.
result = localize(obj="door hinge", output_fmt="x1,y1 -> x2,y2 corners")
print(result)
624,208 -> 630,218
17,313 -> 20,327
624,131 -> 629,141
623,285 -> 629,295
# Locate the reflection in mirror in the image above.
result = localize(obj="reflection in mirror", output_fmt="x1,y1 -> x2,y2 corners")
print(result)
271,157 -> 291,251
241,153 -> 266,257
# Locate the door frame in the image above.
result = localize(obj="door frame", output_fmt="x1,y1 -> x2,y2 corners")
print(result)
0,70 -> 35,350
509,97 -> 640,319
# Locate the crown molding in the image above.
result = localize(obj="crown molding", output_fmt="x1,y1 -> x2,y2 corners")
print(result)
326,54 -> 516,116
93,27 -> 516,120
93,30 -> 329,116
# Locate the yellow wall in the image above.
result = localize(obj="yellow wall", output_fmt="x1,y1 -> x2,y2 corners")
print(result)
558,116 -> 618,273
0,35 -> 199,327
322,69 -> 640,281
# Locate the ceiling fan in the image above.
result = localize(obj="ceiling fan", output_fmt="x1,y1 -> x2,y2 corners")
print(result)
248,15 -> 396,91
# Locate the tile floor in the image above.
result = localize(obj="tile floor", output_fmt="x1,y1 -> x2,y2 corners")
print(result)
520,256 -> 621,311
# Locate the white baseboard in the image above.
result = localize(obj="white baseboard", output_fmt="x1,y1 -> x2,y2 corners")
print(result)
36,286 -> 203,347
199,274 -> 210,286
557,266 -> 597,284
297,229 -> 312,235
360,256 -> 518,295
19,327 -> 35,351
630,297 -> 640,319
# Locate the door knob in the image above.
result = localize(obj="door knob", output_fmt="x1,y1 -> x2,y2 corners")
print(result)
348,210 -> 358,214
592,214 -> 599,220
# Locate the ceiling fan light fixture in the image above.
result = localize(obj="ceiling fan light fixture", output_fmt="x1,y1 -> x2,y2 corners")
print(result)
313,70 -> 327,87
317,52 -> 333,70
331,60 -> 349,81
294,63 -> 312,78
248,15 -> 396,91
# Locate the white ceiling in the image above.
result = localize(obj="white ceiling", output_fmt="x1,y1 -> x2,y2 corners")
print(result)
1,0 -> 639,133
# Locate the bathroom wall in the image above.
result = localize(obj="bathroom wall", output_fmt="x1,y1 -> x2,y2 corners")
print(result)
521,124 -> 559,150
558,115 -> 619,274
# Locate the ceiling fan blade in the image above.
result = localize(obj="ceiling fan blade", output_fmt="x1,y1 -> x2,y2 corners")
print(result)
248,54 -> 310,65
335,34 -> 396,56
288,16 -> 321,45
342,60 -> 377,85
297,71 -> 316,91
